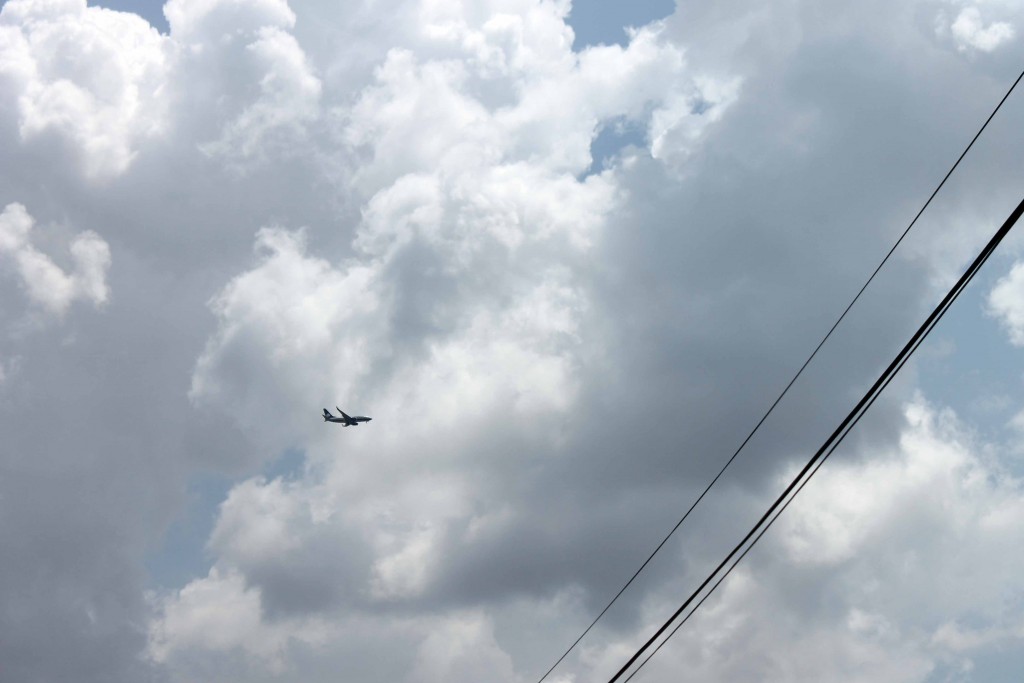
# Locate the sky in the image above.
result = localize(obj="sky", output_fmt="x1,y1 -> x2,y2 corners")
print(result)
1,1 -> 1024,682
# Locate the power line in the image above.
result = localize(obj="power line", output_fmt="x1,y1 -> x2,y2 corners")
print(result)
533,65 -> 1024,683
607,194 -> 1024,683
623,304 -> 950,682
618,196 -> 1022,680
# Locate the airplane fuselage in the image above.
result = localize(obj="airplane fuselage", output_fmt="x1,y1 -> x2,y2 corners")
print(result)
324,416 -> 370,425
323,408 -> 372,426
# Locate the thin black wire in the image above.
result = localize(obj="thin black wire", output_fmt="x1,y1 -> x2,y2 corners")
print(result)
623,359 -> 904,682
608,194 -> 1024,683
534,66 -> 1024,683
618,232 -> 978,679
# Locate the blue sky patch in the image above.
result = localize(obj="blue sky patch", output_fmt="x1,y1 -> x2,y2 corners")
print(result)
584,116 -> 647,177
90,0 -> 169,32
566,0 -> 675,50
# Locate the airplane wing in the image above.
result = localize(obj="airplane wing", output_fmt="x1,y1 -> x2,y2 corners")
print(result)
337,407 -> 351,420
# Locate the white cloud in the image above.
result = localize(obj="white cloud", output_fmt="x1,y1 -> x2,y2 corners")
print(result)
189,0 -> 723,455
406,611 -> 519,683
5,0 -> 1024,681
209,476 -> 306,565
171,390 -> 1024,683
607,398 -> 1024,683
196,25 -> 322,165
0,202 -> 110,316
158,0 -> 325,172
950,6 -> 1015,53
0,0 -> 170,179
0,0 -> 323,180
650,75 -> 742,166
151,575 -> 519,683
342,13 -> 717,193
189,226 -> 384,453
147,566 -> 331,670
159,2 -> 1024,680
164,0 -> 296,42
988,260 -> 1024,345
782,398 -> 1023,588
371,525 -> 442,599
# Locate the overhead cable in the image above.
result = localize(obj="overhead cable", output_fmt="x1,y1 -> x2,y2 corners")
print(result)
608,194 -> 1024,683
533,65 -> 1024,683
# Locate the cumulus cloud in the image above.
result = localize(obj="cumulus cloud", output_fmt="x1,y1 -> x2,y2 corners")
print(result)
147,565 -> 332,670
406,611 -> 519,683
191,23 -> 322,165
649,75 -> 741,166
595,399 -> 1024,683
189,2 -> 706,452
987,260 -> 1024,345
950,6 -> 1015,53
781,399 -> 1024,594
4,0 -> 1024,682
161,4 -> 743,676
151,396 -> 1024,682
162,0 -> 1024,680
210,28 -> 320,159
164,0 -> 297,41
0,0 -> 324,180
342,17 -> 706,192
189,226 -> 383,453
0,0 -> 170,178
0,202 -> 110,316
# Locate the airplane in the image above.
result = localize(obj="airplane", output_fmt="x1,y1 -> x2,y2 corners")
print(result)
323,407 -> 372,426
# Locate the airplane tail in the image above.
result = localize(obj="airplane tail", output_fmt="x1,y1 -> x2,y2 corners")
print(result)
323,408 -> 331,420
